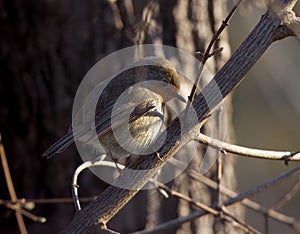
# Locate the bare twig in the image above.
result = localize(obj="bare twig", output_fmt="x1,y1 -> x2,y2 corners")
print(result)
134,164 -> 300,234
72,159 -> 122,211
0,197 -> 97,205
0,133 -> 28,234
187,0 -> 244,106
151,180 -> 260,234
5,202 -> 46,223
163,157 -> 300,232
223,165 -> 300,207
221,208 -> 261,234
188,169 -> 300,232
216,153 -> 223,207
194,133 -> 300,161
151,180 -> 219,216
264,214 -> 269,234
269,175 -> 300,211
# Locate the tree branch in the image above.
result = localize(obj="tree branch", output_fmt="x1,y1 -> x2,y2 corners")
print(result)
194,133 -> 300,162
133,164 -> 300,234
188,169 -> 300,232
62,0 -> 299,232
151,181 -> 260,234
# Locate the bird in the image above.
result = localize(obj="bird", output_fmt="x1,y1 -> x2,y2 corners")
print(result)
42,56 -> 185,163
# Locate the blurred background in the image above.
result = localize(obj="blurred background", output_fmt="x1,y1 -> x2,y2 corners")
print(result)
230,2 -> 300,233
0,0 -> 299,233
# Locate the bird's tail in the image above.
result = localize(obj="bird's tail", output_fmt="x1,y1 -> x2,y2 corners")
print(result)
42,132 -> 74,159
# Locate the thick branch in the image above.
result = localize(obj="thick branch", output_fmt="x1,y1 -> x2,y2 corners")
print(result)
63,1 -> 299,232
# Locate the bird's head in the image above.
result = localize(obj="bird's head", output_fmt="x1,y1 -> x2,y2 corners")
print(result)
131,57 -> 186,104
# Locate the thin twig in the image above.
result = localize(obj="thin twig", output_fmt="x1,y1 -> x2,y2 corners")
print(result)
134,165 -> 300,234
188,168 -> 300,232
216,153 -> 223,207
6,202 -> 46,223
269,175 -> 300,211
152,180 -> 260,234
222,208 -> 261,234
0,133 -> 28,234
0,197 -> 98,205
264,214 -> 269,234
72,159 -> 123,211
151,180 -> 219,215
170,157 -> 300,232
223,165 -> 300,207
186,0 -> 245,106
194,133 -> 300,161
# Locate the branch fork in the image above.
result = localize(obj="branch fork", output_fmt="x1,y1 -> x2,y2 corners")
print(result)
63,0 -> 300,232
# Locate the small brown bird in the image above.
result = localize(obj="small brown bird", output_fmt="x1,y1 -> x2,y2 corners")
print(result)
43,57 -> 185,162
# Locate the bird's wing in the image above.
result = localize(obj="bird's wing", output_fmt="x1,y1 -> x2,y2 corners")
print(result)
94,99 -> 158,137
42,131 -> 74,158
92,85 -> 163,137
